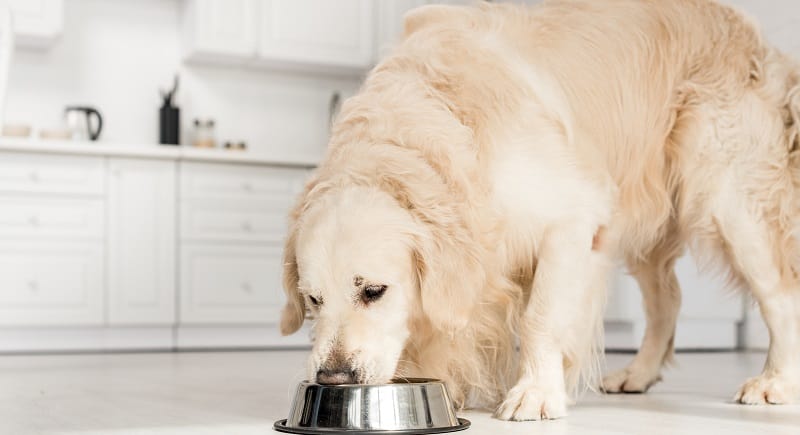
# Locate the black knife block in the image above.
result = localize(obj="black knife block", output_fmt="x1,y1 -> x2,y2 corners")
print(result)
160,105 -> 180,145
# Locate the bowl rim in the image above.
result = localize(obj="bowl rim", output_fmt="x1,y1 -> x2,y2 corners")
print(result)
273,417 -> 471,435
298,377 -> 446,387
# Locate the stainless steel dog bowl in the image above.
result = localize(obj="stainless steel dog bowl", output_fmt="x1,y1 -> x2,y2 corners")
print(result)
274,378 -> 470,434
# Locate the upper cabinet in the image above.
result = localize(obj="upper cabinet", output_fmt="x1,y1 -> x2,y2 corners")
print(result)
183,0 -> 258,61
183,0 -> 374,73
259,0 -> 373,70
182,0 -> 477,74
8,0 -> 63,48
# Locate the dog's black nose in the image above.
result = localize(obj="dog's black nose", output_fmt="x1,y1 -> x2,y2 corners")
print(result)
316,369 -> 356,385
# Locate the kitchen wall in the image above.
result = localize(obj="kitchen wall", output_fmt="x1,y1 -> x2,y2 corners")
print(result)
4,0 -> 362,158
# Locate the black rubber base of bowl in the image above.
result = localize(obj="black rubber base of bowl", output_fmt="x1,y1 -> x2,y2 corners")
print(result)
273,418 -> 471,434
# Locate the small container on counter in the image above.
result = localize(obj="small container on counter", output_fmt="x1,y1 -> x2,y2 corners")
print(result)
223,141 -> 247,151
192,118 -> 216,148
1,123 -> 31,138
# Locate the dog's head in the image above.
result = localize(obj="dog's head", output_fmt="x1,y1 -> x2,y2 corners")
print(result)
280,182 -> 484,384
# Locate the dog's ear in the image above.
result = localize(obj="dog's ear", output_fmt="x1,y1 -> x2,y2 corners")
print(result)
412,220 -> 485,334
280,175 -> 324,336
280,224 -> 305,336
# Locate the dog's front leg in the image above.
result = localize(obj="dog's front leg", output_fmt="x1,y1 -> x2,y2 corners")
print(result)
495,223 -> 597,421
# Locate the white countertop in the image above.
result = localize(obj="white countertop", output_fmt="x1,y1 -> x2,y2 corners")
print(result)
0,137 -> 320,167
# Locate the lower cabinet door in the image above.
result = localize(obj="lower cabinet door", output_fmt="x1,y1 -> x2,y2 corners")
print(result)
179,243 -> 285,324
107,158 -> 176,325
0,240 -> 103,325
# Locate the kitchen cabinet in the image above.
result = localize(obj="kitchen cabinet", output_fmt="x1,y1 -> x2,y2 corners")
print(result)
178,162 -> 306,325
182,0 -> 483,72
0,140 -> 314,351
107,158 -> 176,325
0,197 -> 104,239
0,151 -> 104,195
8,0 -> 63,48
182,0 -> 258,61
0,151 -> 105,326
0,240 -> 103,325
180,243 -> 285,323
180,200 -> 289,243
258,0 -> 374,70
183,0 -> 374,72
179,161 -> 304,202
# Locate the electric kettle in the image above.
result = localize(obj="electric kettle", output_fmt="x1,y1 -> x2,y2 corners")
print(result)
64,106 -> 103,141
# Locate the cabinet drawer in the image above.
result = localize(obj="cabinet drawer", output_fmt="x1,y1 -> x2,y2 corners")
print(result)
0,152 -> 105,195
180,162 -> 306,201
0,241 -> 103,325
180,201 -> 288,242
0,197 -> 104,239
180,244 -> 284,324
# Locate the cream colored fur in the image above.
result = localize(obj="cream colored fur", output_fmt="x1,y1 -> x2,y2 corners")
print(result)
281,0 -> 800,420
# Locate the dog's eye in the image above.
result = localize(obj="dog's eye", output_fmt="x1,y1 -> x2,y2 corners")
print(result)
362,285 -> 387,304
308,295 -> 322,306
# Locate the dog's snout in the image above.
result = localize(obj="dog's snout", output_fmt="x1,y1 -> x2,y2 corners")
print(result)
316,342 -> 359,384
316,368 -> 357,385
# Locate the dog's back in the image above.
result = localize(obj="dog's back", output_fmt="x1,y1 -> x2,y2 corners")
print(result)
400,0 -> 795,258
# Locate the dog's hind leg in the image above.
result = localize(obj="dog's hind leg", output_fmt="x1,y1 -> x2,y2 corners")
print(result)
711,208 -> 800,404
602,227 -> 683,393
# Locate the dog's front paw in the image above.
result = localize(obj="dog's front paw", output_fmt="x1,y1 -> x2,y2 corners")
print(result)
601,367 -> 661,394
735,374 -> 797,405
494,382 -> 568,421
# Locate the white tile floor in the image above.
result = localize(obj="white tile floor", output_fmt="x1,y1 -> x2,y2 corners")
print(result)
0,350 -> 798,435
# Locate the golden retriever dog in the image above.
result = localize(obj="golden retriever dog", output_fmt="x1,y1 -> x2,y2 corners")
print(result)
280,0 -> 800,420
